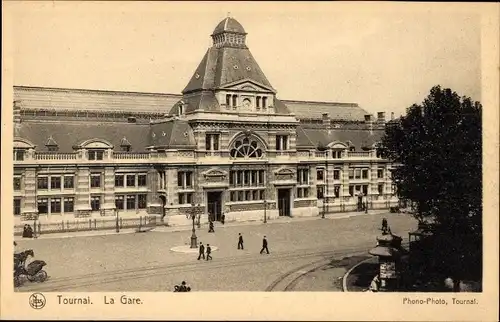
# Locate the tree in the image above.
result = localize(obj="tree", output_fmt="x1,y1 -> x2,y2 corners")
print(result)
380,86 -> 482,290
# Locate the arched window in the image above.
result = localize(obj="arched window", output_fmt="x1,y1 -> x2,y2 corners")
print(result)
230,137 -> 264,159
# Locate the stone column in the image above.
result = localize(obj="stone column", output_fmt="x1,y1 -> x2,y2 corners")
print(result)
102,166 -> 116,216
22,168 -> 38,219
147,168 -> 162,215
75,167 -> 91,215
342,162 -> 350,212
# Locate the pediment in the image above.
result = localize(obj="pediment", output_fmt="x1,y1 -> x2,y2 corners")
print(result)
203,168 -> 228,178
328,141 -> 348,149
77,138 -> 114,149
220,79 -> 276,93
274,167 -> 294,175
14,137 -> 36,149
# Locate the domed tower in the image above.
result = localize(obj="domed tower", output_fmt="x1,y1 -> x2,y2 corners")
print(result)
211,17 -> 248,49
172,16 -> 292,116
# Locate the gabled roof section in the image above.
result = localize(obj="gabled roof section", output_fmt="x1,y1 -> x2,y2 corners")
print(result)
15,121 -> 151,152
45,136 -> 58,147
150,119 -> 195,149
284,99 -> 368,122
14,86 -> 180,114
182,46 -> 274,94
120,137 -> 132,147
298,126 -> 385,151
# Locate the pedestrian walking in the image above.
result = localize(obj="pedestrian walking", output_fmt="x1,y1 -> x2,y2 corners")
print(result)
237,233 -> 244,250
208,221 -> 215,233
260,236 -> 269,254
221,213 -> 226,225
381,218 -> 388,232
206,244 -> 212,260
197,242 -> 205,260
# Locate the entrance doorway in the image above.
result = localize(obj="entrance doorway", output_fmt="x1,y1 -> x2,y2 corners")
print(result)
206,191 -> 223,221
277,188 -> 291,217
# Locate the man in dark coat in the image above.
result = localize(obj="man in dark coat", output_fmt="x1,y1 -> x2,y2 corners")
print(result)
382,218 -> 388,232
237,233 -> 244,250
260,236 -> 269,254
208,221 -> 215,233
197,242 -> 205,260
206,244 -> 212,260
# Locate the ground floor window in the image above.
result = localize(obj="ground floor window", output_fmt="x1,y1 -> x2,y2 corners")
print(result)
334,185 -> 340,198
91,196 -> 101,211
126,195 -> 136,209
64,197 -> 74,213
38,198 -> 48,214
316,186 -> 324,199
138,194 -> 147,209
297,187 -> 309,198
230,189 -> 265,202
50,198 -> 62,214
115,195 -> 125,210
179,192 -> 193,205
14,198 -> 21,216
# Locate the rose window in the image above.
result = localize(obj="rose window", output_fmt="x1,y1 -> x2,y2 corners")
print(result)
230,137 -> 263,158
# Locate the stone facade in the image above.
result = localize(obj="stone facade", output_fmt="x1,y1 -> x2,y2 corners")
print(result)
11,17 -> 399,227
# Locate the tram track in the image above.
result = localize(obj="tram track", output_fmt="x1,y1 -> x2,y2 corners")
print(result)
18,242 -> 408,292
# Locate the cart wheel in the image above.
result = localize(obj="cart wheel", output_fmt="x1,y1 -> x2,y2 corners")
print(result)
36,270 -> 48,282
27,274 -> 36,282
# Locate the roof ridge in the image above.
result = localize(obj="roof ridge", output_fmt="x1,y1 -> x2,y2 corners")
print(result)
14,85 -> 182,98
282,99 -> 359,106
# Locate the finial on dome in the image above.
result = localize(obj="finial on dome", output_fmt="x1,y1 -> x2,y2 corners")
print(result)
227,12 -> 231,18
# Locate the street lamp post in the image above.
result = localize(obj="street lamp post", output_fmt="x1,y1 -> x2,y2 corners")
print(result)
189,203 -> 199,249
317,144 -> 328,219
115,209 -> 120,233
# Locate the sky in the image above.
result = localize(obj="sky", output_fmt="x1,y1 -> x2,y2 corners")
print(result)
9,2 -> 482,117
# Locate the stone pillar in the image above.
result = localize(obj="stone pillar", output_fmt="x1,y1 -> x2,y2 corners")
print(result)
22,168 -> 38,219
342,162 -> 350,211
75,167 -> 91,214
147,168 -> 162,215
102,166 -> 116,216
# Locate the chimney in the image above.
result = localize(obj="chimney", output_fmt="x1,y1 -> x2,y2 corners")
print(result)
391,112 -> 395,120
377,112 -> 386,122
13,100 -> 21,124
322,113 -> 331,129
364,114 -> 373,134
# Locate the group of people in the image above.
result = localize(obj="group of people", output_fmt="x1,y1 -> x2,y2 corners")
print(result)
22,224 -> 34,238
207,213 -> 226,233
197,233 -> 270,260
173,281 -> 191,292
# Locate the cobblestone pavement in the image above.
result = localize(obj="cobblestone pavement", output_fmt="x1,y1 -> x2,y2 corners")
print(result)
14,212 -> 417,292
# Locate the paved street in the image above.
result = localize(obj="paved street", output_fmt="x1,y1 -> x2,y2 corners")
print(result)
15,212 -> 417,292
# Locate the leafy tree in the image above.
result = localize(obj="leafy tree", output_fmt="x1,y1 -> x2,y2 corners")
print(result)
380,85 -> 482,290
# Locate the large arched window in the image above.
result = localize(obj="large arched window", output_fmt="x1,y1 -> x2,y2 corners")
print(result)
230,137 -> 264,158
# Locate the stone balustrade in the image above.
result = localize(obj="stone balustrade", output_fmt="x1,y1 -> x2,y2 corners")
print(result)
36,152 -> 78,160
14,148 -> 382,165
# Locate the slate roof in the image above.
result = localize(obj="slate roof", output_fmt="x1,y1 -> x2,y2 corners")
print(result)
283,100 -> 368,122
149,119 -> 195,148
212,17 -> 246,35
16,121 -> 152,153
14,86 -> 180,115
182,46 -> 274,94
297,126 -> 384,151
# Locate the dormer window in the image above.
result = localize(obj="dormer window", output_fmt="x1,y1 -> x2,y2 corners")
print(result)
88,150 -> 104,160
45,136 -> 59,152
13,149 -> 25,161
120,137 -> 132,152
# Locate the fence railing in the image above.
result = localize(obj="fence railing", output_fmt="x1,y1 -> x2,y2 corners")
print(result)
14,216 -> 157,236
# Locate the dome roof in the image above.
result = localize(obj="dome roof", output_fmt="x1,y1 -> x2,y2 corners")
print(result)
212,17 -> 246,35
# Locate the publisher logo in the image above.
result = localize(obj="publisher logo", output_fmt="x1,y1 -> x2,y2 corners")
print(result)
29,293 -> 46,309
